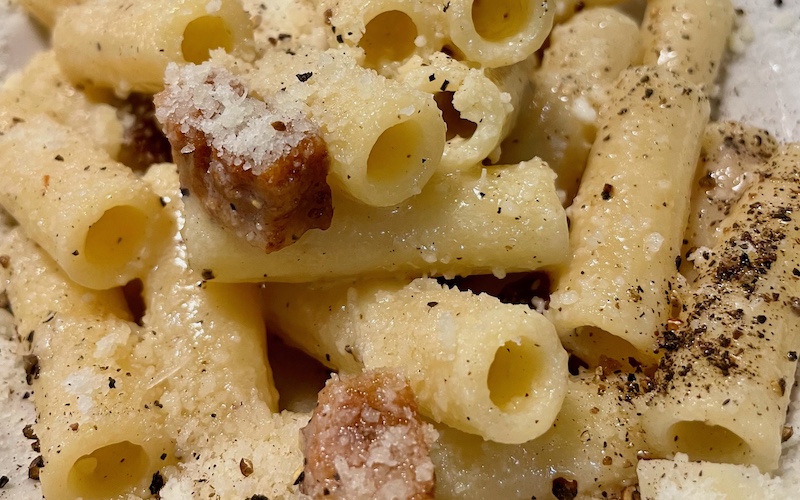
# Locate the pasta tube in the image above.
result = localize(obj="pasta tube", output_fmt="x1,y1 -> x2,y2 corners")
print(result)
181,159 -> 568,282
643,144 -> 800,472
548,66 -> 710,367
641,0 -> 735,88
398,53 -> 530,171
500,8 -> 642,204
321,0 -> 443,75
443,0 -> 554,67
246,48 -> 445,207
680,122 -> 779,282
0,116 -> 173,290
0,50 -> 123,158
110,164 -> 300,499
262,277 -> 568,444
2,230 -> 174,500
638,456 -> 771,499
52,0 -> 255,94
432,372 -> 645,499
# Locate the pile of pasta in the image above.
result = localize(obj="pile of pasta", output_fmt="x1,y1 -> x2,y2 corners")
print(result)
1,0 -> 799,498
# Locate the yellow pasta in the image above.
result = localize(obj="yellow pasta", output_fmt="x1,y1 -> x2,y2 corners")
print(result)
641,0 -> 735,89
0,50 -> 122,157
53,0 -> 255,94
443,0 -> 555,67
548,66 -> 709,367
262,276 -> 568,444
2,0 -> 799,498
0,116 -> 173,290
2,230 -> 174,500
643,144 -> 800,472
181,159 -> 568,282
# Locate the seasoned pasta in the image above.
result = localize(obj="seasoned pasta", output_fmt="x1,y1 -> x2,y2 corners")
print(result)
1,0 -> 800,499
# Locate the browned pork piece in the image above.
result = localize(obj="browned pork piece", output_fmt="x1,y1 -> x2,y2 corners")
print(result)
154,62 -> 332,252
300,370 -> 437,500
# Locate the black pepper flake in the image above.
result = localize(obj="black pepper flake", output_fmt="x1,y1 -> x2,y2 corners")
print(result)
0,475 -> 8,488
248,495 -> 270,500
336,34 -> 343,43
756,315 -> 767,324
552,477 -> 578,500
23,424 -> 37,440
793,268 -> 800,277
108,377 -> 116,389
788,351 -> 798,362
601,183 -> 614,200
72,250 -> 79,256
239,458 -> 254,477
443,1 -> 450,12
296,72 -> 313,82
54,155 -> 64,162
644,88 -> 654,99
201,269 -> 215,280
28,456 -> 44,480
160,453 -> 167,460
23,354 -> 39,385
427,301 -> 439,308
149,471 -> 165,495
440,79 -> 450,91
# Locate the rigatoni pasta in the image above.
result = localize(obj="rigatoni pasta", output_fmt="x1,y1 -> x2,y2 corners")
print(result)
53,0 -> 255,94
2,0 -> 800,498
0,50 -> 123,157
643,144 -> 800,472
262,276 -> 568,444
548,66 -> 710,367
180,159 -> 568,282
321,0 -> 443,75
2,229 -> 175,500
245,47 -> 446,207
398,53 -> 531,171
500,7 -> 642,203
442,0 -> 554,67
0,116 -> 173,290
640,0 -> 735,88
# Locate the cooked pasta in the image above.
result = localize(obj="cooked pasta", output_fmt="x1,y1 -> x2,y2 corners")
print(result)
2,0 -> 799,499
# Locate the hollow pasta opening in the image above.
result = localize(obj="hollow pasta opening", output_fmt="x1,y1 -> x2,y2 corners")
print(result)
360,11 -> 418,71
434,91 -> 478,141
471,0 -> 531,41
487,337 -> 543,411
366,120 -> 425,187
84,206 -> 148,267
182,16 -> 234,64
667,421 -> 751,464
571,326 -> 647,372
67,441 -> 149,499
